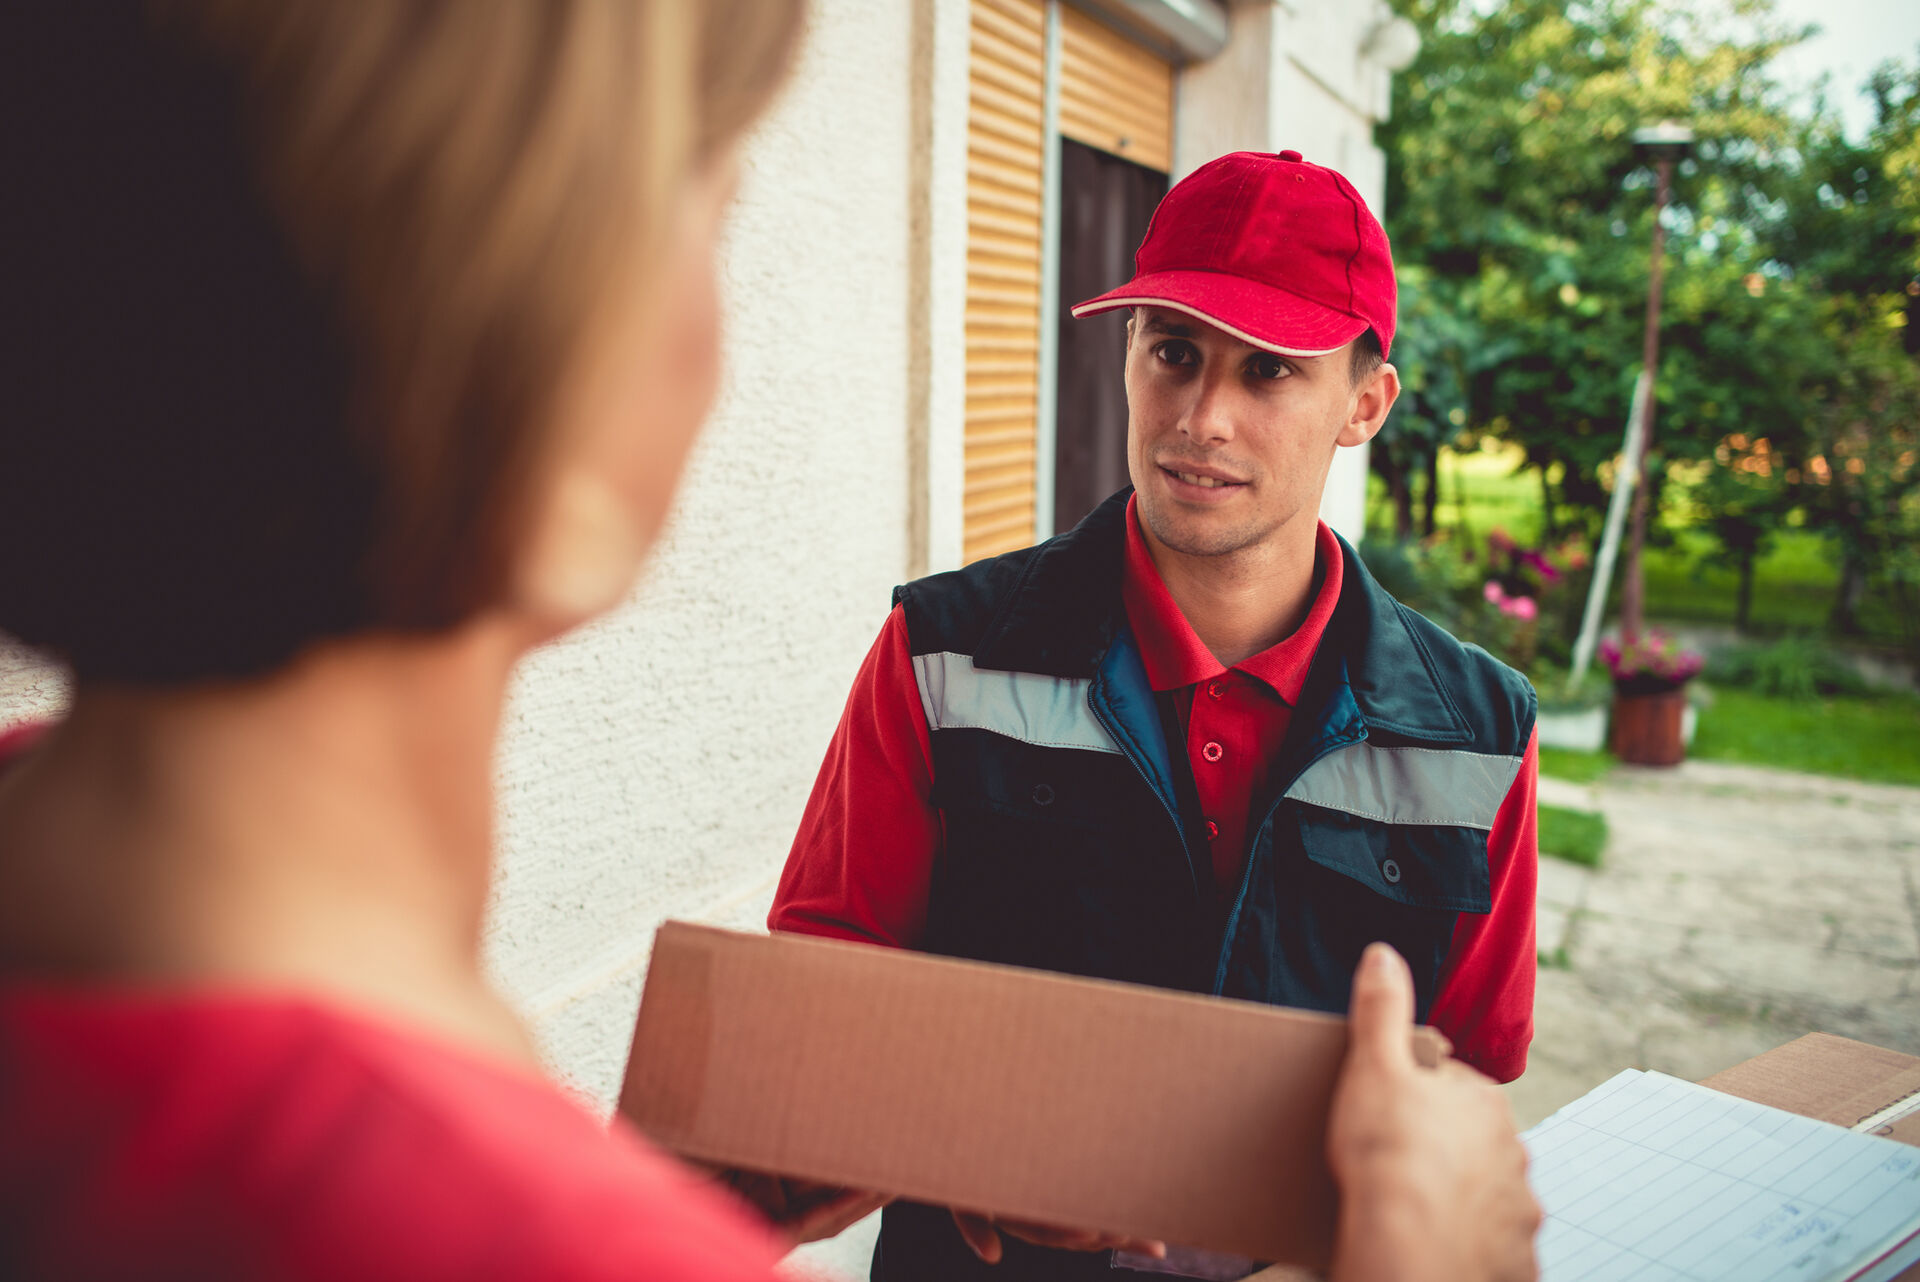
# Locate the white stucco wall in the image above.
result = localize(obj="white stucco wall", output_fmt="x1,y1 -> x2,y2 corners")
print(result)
484,0 -> 934,1113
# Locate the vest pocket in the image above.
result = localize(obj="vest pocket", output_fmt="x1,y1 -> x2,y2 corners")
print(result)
1294,805 -> 1492,914
926,730 -> 1204,986
930,729 -> 1168,836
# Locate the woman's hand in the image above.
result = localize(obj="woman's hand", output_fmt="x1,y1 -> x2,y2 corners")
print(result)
1325,943 -> 1541,1282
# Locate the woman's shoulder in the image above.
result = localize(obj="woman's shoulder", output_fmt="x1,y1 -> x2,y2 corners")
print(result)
0,987 -> 784,1282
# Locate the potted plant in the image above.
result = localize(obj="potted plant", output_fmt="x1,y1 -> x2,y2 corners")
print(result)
1600,630 -> 1704,765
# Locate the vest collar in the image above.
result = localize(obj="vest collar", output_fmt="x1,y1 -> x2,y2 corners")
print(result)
1322,531 -> 1475,744
973,488 -> 1473,744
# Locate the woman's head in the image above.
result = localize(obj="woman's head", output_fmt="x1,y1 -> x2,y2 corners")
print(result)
0,0 -> 804,682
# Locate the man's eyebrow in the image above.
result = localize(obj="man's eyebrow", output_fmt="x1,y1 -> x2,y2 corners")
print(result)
1140,313 -> 1193,337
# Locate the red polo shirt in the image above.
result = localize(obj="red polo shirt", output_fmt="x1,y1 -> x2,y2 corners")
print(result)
1122,502 -> 1344,892
772,501 -> 1537,1081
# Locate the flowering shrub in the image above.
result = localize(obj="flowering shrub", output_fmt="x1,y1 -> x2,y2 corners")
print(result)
1601,630 -> 1705,695
1477,528 -> 1591,667
1361,527 -> 1594,678
1483,579 -> 1538,620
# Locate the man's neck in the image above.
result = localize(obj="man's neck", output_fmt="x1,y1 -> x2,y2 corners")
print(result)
0,620 -> 538,1065
1141,517 -> 1323,670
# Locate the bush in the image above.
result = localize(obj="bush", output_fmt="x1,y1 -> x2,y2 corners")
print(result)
1705,637 -> 1874,700
1360,530 -> 1588,676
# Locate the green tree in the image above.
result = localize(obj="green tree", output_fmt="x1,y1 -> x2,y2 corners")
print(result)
1378,0 -> 1920,650
1764,63 -> 1920,638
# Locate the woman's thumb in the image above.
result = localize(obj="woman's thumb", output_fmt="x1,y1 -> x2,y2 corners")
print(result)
1346,942 -> 1417,1069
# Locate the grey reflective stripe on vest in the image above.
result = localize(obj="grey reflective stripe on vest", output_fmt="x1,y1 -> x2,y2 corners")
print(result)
1284,743 -> 1522,830
912,651 -> 1122,754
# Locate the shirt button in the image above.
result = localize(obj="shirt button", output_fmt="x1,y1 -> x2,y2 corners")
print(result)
1207,680 -> 1225,700
1201,741 -> 1224,763
1381,858 -> 1402,885
1205,819 -> 1219,841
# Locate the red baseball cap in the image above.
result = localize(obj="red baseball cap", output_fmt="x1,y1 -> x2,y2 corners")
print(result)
1071,149 -> 1397,359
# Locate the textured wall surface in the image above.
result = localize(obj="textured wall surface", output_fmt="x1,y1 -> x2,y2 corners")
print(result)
484,0 -> 921,1112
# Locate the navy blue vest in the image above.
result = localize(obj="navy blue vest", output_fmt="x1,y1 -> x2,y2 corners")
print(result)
870,489 -> 1535,1282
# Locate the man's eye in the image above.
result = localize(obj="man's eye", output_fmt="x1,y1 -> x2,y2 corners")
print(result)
1153,341 -> 1197,367
1249,354 -> 1291,381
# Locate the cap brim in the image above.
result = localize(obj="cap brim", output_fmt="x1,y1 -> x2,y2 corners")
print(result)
1070,269 -> 1368,358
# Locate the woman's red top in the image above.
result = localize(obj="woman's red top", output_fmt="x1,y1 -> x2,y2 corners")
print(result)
0,723 -> 784,1281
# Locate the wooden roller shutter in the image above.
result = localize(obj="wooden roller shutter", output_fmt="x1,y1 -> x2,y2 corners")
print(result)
1058,6 -> 1173,174
964,0 -> 1046,563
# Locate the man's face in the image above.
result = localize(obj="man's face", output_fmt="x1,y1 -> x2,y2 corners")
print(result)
1124,307 -> 1396,563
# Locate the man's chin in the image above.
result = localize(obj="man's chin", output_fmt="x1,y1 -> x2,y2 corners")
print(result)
1139,503 -> 1261,560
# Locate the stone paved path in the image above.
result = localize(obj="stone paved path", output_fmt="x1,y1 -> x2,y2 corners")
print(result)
1512,758 -> 1920,1129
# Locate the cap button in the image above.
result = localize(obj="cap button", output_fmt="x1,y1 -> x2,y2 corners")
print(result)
1277,149 -> 1303,163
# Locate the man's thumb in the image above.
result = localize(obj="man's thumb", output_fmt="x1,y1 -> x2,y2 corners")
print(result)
1347,942 -> 1416,1067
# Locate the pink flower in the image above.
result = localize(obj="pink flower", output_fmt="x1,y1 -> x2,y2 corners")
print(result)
1505,595 -> 1538,621
1519,550 -> 1563,584
1483,580 -> 1505,605
1602,630 -> 1704,687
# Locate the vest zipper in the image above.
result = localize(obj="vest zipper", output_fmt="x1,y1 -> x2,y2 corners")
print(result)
1087,692 -> 1202,903
1210,723 -> 1368,996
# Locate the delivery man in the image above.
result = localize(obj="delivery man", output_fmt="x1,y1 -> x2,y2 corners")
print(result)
771,148 -> 1541,1280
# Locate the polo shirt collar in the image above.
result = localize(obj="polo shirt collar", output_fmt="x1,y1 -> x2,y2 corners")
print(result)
1120,493 -> 1344,704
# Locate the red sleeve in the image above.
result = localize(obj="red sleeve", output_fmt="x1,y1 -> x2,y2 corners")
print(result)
1426,726 -> 1538,1083
768,605 -> 939,948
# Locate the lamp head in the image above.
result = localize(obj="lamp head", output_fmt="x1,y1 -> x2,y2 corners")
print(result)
1631,120 -> 1695,164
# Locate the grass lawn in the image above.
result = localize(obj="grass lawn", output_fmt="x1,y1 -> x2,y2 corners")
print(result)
1366,444 -> 1908,648
1640,529 -> 1850,637
1538,746 -> 1616,784
1691,687 -> 1920,786
1538,803 -> 1608,867
1367,442 -> 1547,547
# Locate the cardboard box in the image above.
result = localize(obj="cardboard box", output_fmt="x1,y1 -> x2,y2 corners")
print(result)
618,922 -> 1445,1269
1701,1032 -> 1920,1146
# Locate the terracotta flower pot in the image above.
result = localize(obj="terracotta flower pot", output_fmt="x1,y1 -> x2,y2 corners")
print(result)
1610,685 -> 1688,766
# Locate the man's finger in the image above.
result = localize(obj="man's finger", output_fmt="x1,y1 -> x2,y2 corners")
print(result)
951,1210 -> 1004,1264
784,1190 -> 893,1246
1346,941 -> 1416,1069
1114,1237 -> 1168,1259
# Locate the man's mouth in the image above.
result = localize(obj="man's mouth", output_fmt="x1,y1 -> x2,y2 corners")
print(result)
1161,465 -> 1246,489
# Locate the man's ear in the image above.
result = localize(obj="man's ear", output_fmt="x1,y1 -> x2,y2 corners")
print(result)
1338,363 -> 1400,448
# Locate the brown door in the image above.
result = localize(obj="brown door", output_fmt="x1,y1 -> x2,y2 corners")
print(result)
1053,137 -> 1167,532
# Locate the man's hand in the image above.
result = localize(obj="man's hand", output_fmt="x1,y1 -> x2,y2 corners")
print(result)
1325,943 -> 1541,1282
949,1210 -> 1166,1265
695,1167 -> 891,1248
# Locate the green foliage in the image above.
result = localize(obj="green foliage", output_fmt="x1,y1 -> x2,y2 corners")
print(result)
1705,637 -> 1874,699
1691,688 -> 1920,784
1357,531 -> 1582,672
1377,0 -> 1920,655
1538,803 -> 1609,867
1538,746 -> 1617,783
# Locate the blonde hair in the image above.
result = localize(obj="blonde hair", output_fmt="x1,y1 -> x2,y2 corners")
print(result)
0,2 -> 804,679
188,0 -> 806,623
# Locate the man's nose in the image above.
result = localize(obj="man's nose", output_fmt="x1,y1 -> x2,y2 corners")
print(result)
1178,371 -> 1238,446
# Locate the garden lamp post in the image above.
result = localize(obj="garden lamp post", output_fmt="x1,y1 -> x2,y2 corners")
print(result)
1618,119 -> 1693,645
